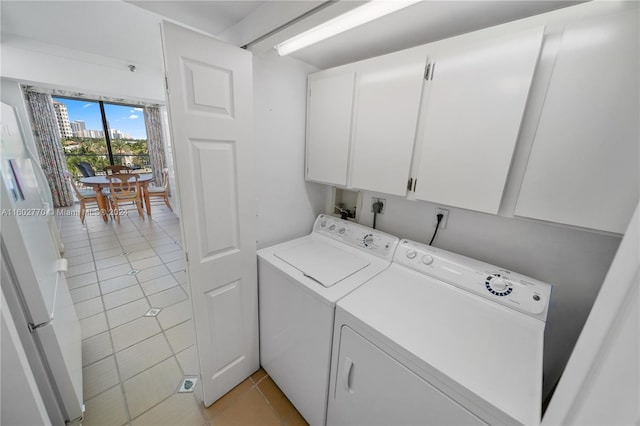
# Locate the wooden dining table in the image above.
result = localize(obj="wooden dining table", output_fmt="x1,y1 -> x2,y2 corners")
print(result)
80,173 -> 154,223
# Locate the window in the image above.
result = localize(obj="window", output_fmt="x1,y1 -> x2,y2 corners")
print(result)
52,97 -> 149,176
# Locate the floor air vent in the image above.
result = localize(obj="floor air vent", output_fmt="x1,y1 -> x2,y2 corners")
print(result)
178,377 -> 198,393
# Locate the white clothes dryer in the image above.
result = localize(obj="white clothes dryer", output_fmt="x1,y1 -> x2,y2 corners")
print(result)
328,239 -> 552,425
258,214 -> 399,426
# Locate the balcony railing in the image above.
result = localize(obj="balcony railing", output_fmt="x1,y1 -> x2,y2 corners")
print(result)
65,153 -> 151,177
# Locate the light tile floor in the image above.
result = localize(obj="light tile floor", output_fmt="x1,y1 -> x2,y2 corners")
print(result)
57,202 -> 307,425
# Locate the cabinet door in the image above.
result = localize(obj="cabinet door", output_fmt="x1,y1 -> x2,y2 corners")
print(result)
414,28 -> 544,214
327,326 -> 485,426
305,72 -> 356,186
515,11 -> 639,233
350,51 -> 427,196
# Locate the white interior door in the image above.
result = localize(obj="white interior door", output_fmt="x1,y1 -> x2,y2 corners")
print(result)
161,21 -> 258,406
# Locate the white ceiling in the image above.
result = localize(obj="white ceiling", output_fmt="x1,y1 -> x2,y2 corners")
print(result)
125,1 -> 267,36
280,1 -> 585,68
1,0 -> 585,71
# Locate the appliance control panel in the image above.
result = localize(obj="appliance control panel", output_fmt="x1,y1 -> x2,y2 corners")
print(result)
313,215 -> 399,261
395,240 -> 552,321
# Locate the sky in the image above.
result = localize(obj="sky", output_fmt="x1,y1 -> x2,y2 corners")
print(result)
54,97 -> 147,139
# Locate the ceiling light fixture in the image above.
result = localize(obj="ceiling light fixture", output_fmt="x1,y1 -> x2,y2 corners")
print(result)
275,0 -> 421,56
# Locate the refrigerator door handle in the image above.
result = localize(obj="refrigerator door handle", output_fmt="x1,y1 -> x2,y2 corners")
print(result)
29,264 -> 66,329
28,320 -> 51,333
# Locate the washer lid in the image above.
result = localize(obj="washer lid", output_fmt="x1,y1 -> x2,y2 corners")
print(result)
274,240 -> 370,287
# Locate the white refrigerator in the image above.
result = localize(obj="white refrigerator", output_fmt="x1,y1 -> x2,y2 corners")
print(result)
0,101 -> 83,425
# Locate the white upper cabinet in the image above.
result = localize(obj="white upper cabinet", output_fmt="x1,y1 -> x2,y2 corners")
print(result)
350,50 -> 427,196
515,11 -> 639,234
305,72 -> 356,186
413,27 -> 545,214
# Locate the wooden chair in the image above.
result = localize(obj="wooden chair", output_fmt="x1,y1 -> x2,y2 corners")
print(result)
147,168 -> 173,211
104,165 -> 131,175
65,171 -> 98,224
106,173 -> 145,224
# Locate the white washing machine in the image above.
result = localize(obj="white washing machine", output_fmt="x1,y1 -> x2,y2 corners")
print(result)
328,239 -> 552,425
258,214 -> 399,426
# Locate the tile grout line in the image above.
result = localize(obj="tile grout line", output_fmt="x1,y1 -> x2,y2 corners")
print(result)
64,203 -> 198,425
116,209 -> 192,425
253,377 -> 289,425
85,212 -> 133,424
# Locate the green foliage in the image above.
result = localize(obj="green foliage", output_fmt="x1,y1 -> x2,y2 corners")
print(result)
62,137 -> 150,176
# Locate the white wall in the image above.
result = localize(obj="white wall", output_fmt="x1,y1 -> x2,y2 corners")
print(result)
357,191 -> 622,403
542,203 -> 638,425
253,51 -> 328,249
1,36 -> 164,104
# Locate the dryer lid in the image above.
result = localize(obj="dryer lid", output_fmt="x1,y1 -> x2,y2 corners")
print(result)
274,240 -> 370,287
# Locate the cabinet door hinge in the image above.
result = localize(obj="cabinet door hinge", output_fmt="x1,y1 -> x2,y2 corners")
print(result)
413,179 -> 417,192
424,64 -> 431,80
407,177 -> 414,191
430,62 -> 436,80
185,252 -> 189,263
165,75 -> 170,92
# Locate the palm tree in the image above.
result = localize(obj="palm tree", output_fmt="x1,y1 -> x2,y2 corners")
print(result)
79,138 -> 106,155
110,139 -> 130,165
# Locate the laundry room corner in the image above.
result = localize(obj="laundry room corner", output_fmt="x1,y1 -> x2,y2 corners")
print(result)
356,189 -> 622,403
253,50 -> 328,249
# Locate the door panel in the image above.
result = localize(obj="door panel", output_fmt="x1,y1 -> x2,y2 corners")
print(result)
189,139 -> 239,258
181,59 -> 234,116
305,72 -> 355,186
350,51 -> 427,196
162,21 -> 258,406
328,326 -> 485,425
414,28 -> 544,214
515,12 -> 639,233
206,280 -> 244,377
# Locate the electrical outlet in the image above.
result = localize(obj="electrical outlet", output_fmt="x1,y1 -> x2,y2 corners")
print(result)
371,197 -> 386,215
434,207 -> 449,229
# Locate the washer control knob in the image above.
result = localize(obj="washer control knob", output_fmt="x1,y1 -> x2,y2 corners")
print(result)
421,254 -> 434,265
406,249 -> 417,259
338,227 -> 346,235
363,234 -> 374,246
491,277 -> 509,291
320,220 -> 327,227
329,224 -> 336,231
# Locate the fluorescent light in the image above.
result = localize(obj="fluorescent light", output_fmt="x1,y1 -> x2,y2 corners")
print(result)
276,0 -> 421,56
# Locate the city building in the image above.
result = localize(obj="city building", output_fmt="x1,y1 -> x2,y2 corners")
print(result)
52,100 -> 72,138
70,119 -> 86,137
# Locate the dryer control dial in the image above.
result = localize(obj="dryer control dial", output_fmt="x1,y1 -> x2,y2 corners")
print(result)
406,249 -> 417,259
485,274 -> 513,296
